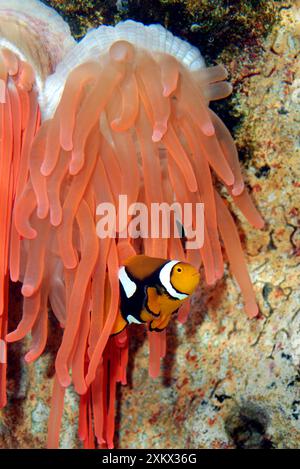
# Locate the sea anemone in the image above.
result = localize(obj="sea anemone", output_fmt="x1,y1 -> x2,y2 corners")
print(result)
0,0 -> 264,449
0,0 -> 75,409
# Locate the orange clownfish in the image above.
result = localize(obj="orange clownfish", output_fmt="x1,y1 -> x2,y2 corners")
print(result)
112,255 -> 200,335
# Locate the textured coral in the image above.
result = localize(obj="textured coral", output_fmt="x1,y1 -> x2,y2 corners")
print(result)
43,1 -> 278,58
1,0 -> 299,449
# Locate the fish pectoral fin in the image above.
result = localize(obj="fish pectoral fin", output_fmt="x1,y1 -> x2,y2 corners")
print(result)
150,310 -> 173,331
146,287 -> 161,316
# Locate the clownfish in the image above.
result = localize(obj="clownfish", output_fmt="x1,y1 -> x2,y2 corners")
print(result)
112,255 -> 200,335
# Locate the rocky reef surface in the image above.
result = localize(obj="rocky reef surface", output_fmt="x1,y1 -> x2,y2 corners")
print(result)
0,0 -> 299,449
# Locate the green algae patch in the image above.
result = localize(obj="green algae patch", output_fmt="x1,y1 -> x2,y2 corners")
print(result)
43,0 -> 118,39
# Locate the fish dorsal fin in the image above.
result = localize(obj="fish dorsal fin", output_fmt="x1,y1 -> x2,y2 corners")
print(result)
124,255 -> 167,281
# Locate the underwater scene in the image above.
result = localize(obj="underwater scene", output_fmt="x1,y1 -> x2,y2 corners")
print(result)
0,0 -> 299,452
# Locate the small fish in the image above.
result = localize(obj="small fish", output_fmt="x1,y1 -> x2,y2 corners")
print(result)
112,255 -> 200,335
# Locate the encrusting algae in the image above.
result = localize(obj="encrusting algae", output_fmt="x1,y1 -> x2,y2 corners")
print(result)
0,0 -> 267,448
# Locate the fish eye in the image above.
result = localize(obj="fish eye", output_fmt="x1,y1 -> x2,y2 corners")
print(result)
176,267 -> 182,273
